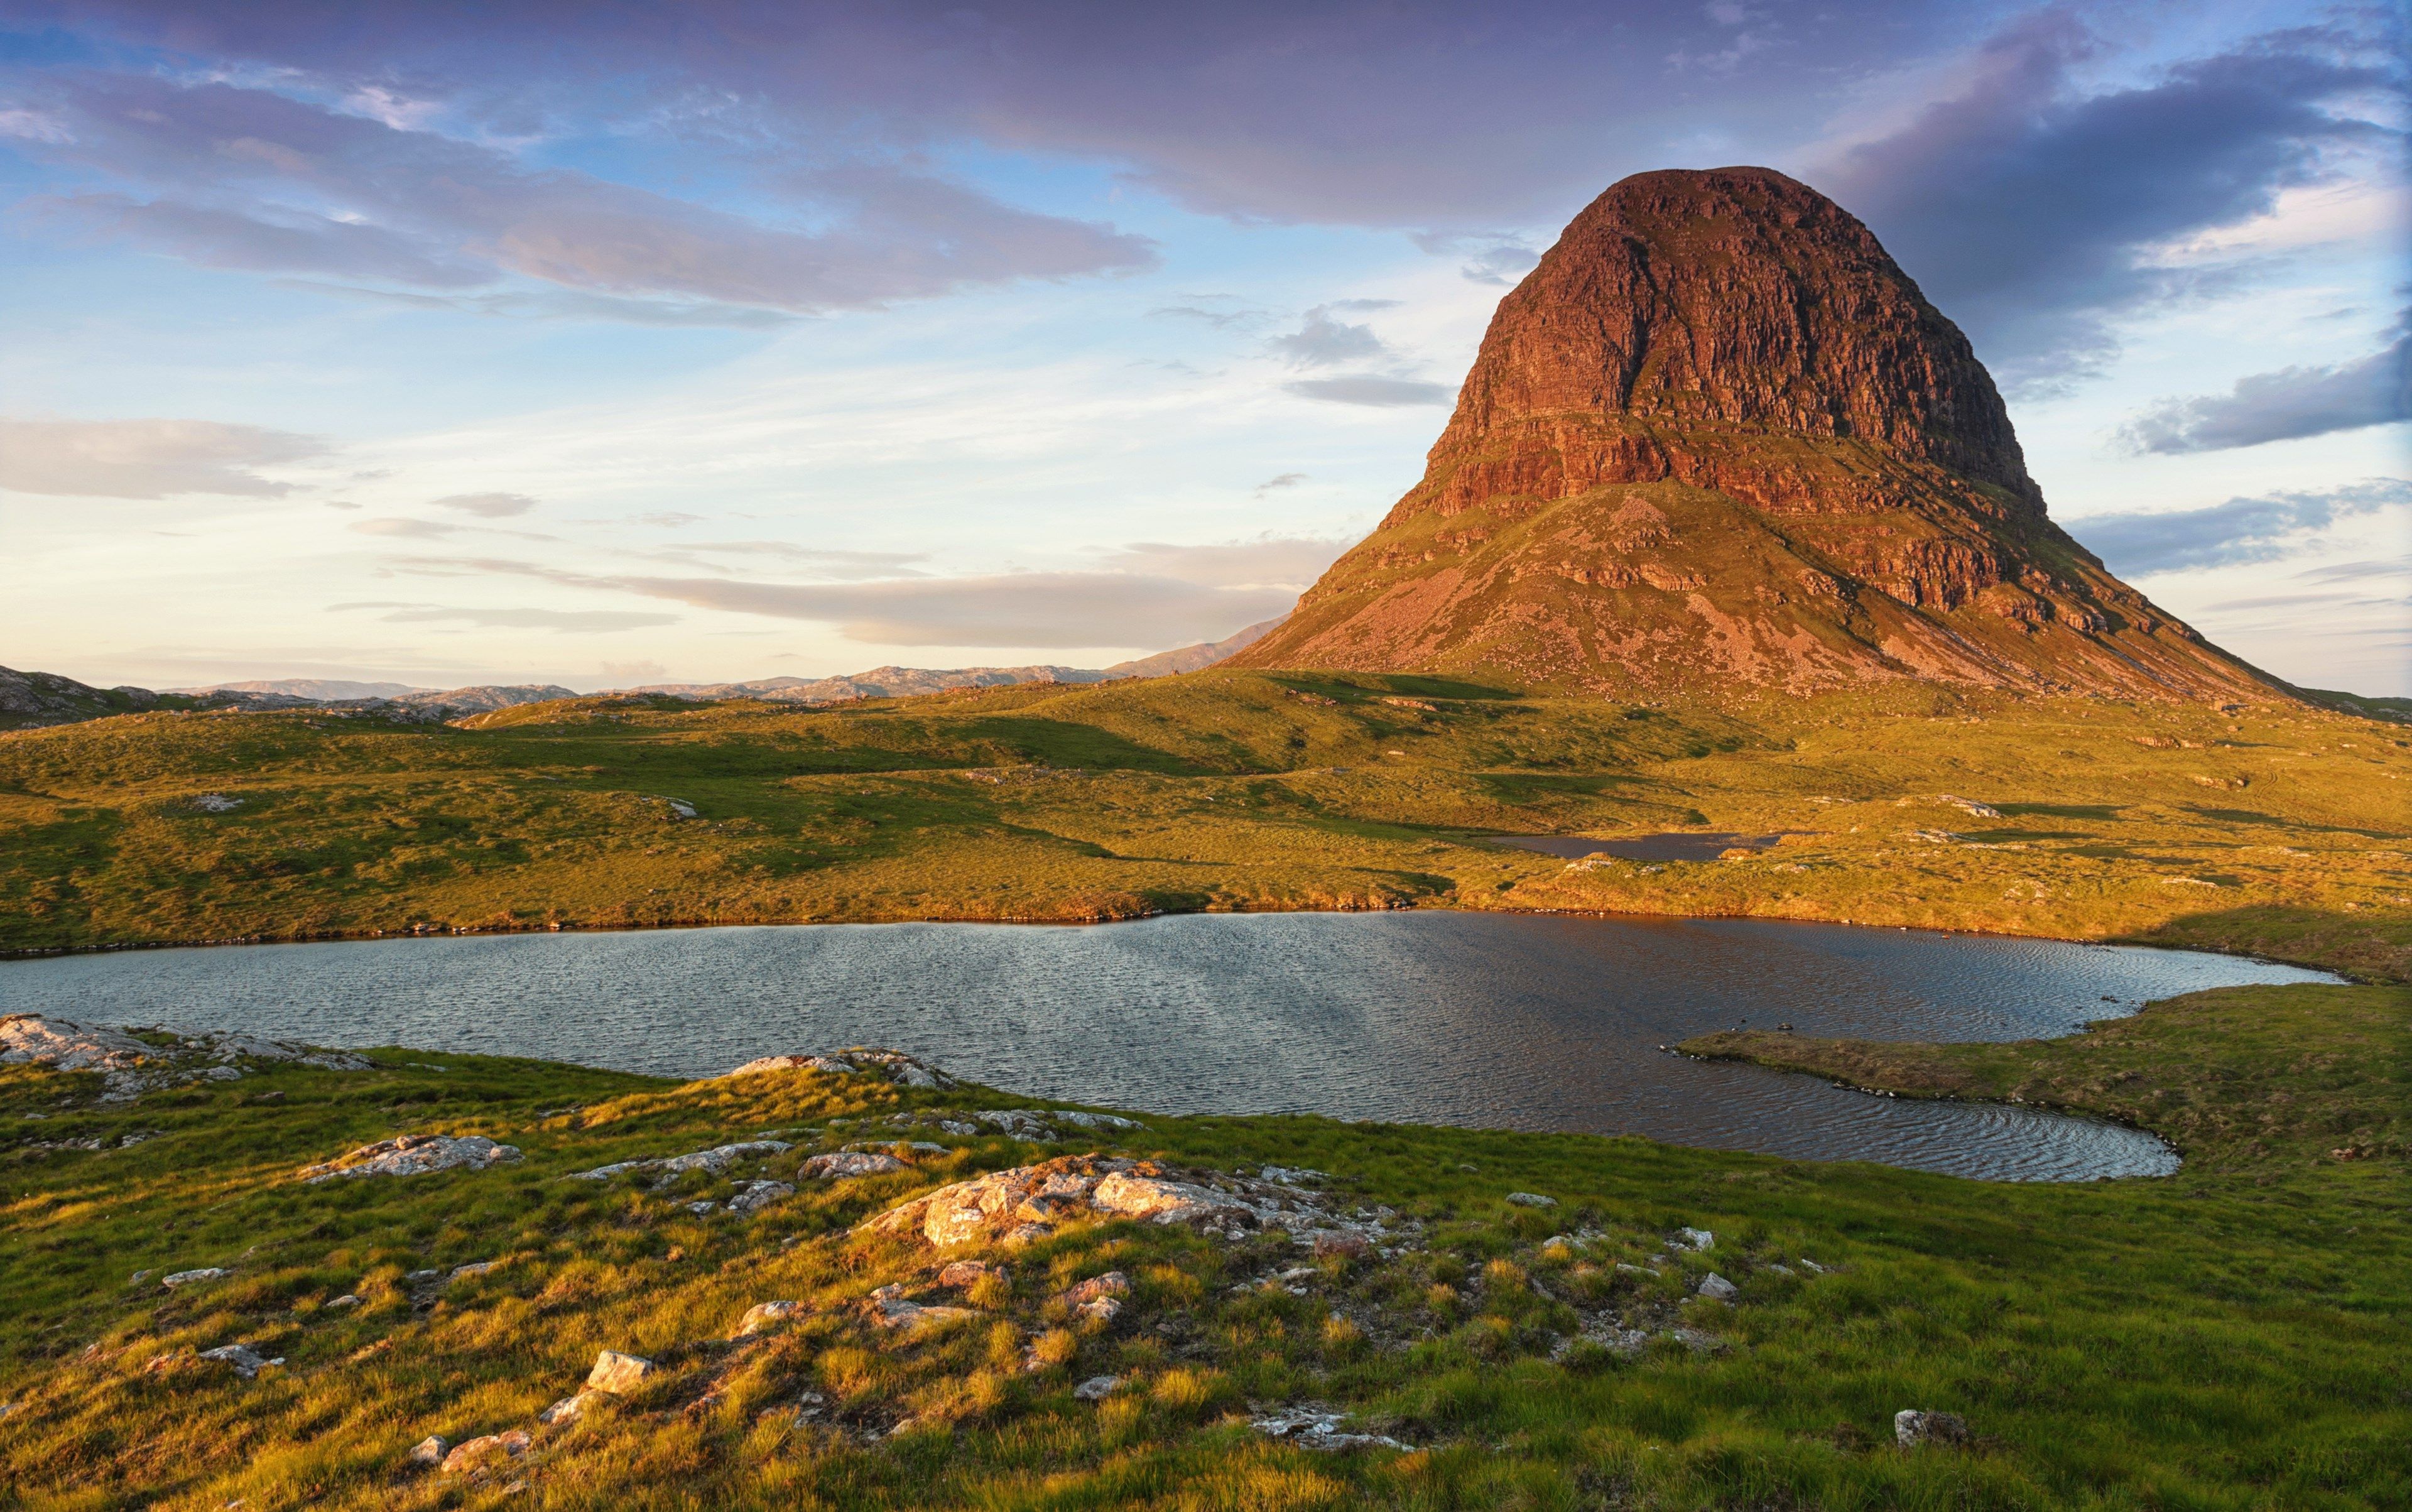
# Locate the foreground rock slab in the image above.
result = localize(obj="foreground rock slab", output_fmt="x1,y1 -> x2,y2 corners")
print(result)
298,1133 -> 520,1183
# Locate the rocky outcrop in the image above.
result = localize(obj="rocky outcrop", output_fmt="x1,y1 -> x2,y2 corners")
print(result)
2,1014 -> 367,1101
1232,167 -> 2276,702
721,1047 -> 957,1089
298,1133 -> 520,1183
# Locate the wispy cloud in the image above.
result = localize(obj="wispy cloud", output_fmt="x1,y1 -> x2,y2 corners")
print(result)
2068,479 -> 2412,576
1283,376 -> 1455,407
1269,303 -> 1399,367
0,416 -> 325,498
350,517 -> 458,538
433,492 -> 538,518
333,601 -> 677,632
2119,320 -> 2410,453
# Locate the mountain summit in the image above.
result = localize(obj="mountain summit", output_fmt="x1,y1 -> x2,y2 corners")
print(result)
1234,167 -> 2269,699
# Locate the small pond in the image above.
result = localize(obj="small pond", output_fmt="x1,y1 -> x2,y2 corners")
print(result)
0,912 -> 2335,1181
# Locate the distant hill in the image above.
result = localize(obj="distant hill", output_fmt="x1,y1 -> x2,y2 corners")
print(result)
171,678 -> 429,700
1234,168 -> 2274,702
0,617 -> 1287,731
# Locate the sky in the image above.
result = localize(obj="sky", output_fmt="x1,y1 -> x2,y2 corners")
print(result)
0,0 -> 2404,695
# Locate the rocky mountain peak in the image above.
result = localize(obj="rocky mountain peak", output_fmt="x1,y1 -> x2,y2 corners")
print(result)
1234,167 -> 2272,700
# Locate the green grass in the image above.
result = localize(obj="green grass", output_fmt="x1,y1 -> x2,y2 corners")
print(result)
3,673 -> 2407,978
1,979 -> 2404,1509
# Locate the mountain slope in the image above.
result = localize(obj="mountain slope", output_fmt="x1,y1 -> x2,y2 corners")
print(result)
1233,167 -> 2273,701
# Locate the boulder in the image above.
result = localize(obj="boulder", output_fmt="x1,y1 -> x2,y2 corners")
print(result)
1504,1192 -> 1556,1208
801,1151 -> 906,1180
570,1139 -> 789,1182
298,1134 -> 519,1184
407,1435 -> 449,1467
938,1259 -> 1006,1290
326,1293 -> 362,1309
440,1430 -> 530,1475
585,1350 -> 657,1395
865,1283 -> 977,1335
1895,1409 -> 1971,1447
161,1267 -> 229,1288
0,1014 -> 153,1072
1072,1374 -> 1119,1401
1676,1227 -> 1716,1251
734,1300 -> 803,1337
537,1391 -> 604,1425
198,1344 -> 271,1378
1062,1271 -> 1131,1323
729,1180 -> 795,1214
1697,1272 -> 1739,1302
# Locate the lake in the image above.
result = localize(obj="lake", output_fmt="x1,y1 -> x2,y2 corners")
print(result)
0,913 -> 2334,1181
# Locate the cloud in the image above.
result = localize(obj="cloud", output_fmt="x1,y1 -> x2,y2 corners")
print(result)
634,541 -> 930,579
1255,472 -> 1307,494
2068,479 -> 2412,577
2119,324 -> 2411,453
400,536 -> 1339,648
1269,305 -> 1394,368
1099,536 -> 1345,587
350,516 -> 457,538
16,72 -> 1158,315
344,603 -> 679,632
1411,231 -> 1541,285
433,491 -> 538,518
1283,376 -> 1456,406
0,416 -> 325,498
1817,16 -> 2400,390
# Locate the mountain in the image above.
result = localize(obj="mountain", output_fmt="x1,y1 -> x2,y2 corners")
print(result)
1232,167 -> 2273,701
171,678 -> 429,700
0,666 -> 175,729
1101,615 -> 1287,679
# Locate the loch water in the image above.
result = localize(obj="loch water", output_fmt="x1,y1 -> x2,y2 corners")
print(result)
0,912 -> 2335,1181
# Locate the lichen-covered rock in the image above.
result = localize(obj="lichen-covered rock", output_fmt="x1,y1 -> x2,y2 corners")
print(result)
801,1151 -> 906,1180
728,1179 -> 795,1213
298,1134 -> 519,1183
864,1283 -> 977,1335
198,1343 -> 273,1378
734,1300 -> 803,1337
1504,1192 -> 1556,1208
937,1259 -> 1006,1290
570,1139 -> 788,1182
537,1391 -> 604,1425
407,1435 -> 448,1467
0,1014 -> 153,1072
440,1429 -> 530,1474
720,1047 -> 956,1088
1061,1271 -> 1129,1324
1073,1374 -> 1119,1401
585,1351 -> 656,1395
1697,1272 -> 1739,1302
1896,1409 -> 1972,1447
859,1155 -> 1405,1255
161,1267 -> 229,1287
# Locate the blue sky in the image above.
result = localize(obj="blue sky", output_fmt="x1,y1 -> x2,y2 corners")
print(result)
1,0 -> 2404,693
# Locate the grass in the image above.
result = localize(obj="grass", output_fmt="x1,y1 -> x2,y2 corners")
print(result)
1,672 -> 2407,979
0,977 -> 2404,1509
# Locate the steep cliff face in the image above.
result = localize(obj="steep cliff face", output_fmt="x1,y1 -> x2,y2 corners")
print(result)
1233,167 -> 2273,700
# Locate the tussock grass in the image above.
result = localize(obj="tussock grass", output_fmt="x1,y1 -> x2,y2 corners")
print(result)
1,976 -> 2405,1508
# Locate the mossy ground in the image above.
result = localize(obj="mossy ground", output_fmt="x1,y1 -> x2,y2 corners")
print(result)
1,979 -> 2404,1510
1,672 -> 2406,976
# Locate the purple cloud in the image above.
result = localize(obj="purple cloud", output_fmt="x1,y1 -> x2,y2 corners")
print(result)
0,417 -> 324,498
2068,479 -> 2412,576
14,73 -> 1156,313
2120,323 -> 2411,454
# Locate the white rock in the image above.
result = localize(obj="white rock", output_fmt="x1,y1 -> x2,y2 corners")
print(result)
802,1151 -> 906,1180
1677,1227 -> 1715,1251
865,1284 -> 977,1335
298,1134 -> 519,1183
1053,1111 -> 1142,1131
440,1430 -> 529,1474
1072,1375 -> 1119,1401
537,1391 -> 604,1425
407,1435 -> 450,1467
162,1268 -> 229,1287
1697,1272 -> 1739,1302
198,1344 -> 269,1378
729,1180 -> 795,1213
1896,1409 -> 1972,1447
327,1293 -> 362,1309
585,1350 -> 656,1395
734,1300 -> 803,1337
0,1014 -> 154,1072
720,1048 -> 955,1088
569,1139 -> 788,1182
1504,1192 -> 1556,1208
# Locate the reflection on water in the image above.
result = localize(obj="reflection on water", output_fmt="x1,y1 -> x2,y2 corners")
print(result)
0,913 -> 2333,1181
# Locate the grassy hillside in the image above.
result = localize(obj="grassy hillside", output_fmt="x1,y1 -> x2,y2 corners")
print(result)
1,671 -> 2406,977
1,981 -> 2403,1509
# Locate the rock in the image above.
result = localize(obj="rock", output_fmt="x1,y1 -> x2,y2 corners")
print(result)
1250,1406 -> 1410,1451
1697,1272 -> 1739,1302
937,1260 -> 1006,1290
801,1151 -> 906,1180
450,1260 -> 499,1280
734,1300 -> 803,1337
198,1344 -> 269,1378
0,1014 -> 154,1072
1896,1409 -> 1971,1447
1310,1231 -> 1371,1261
1062,1271 -> 1131,1324
1051,1110 -> 1142,1131
1504,1192 -> 1556,1208
440,1430 -> 530,1474
1677,1227 -> 1715,1251
859,1155 -> 1406,1254
1226,168 -> 2271,703
570,1139 -> 790,1182
585,1350 -> 657,1396
537,1391 -> 604,1425
162,1267 -> 229,1287
974,1109 -> 1058,1139
865,1283 -> 977,1335
327,1293 -> 362,1308
721,1048 -> 956,1088
298,1134 -> 519,1183
1072,1374 -> 1119,1402
407,1435 -> 449,1468
729,1179 -> 795,1213
1260,1165 -> 1328,1184
193,792 -> 244,813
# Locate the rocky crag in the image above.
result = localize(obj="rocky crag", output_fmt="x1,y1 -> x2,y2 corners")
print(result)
1234,168 -> 2273,700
